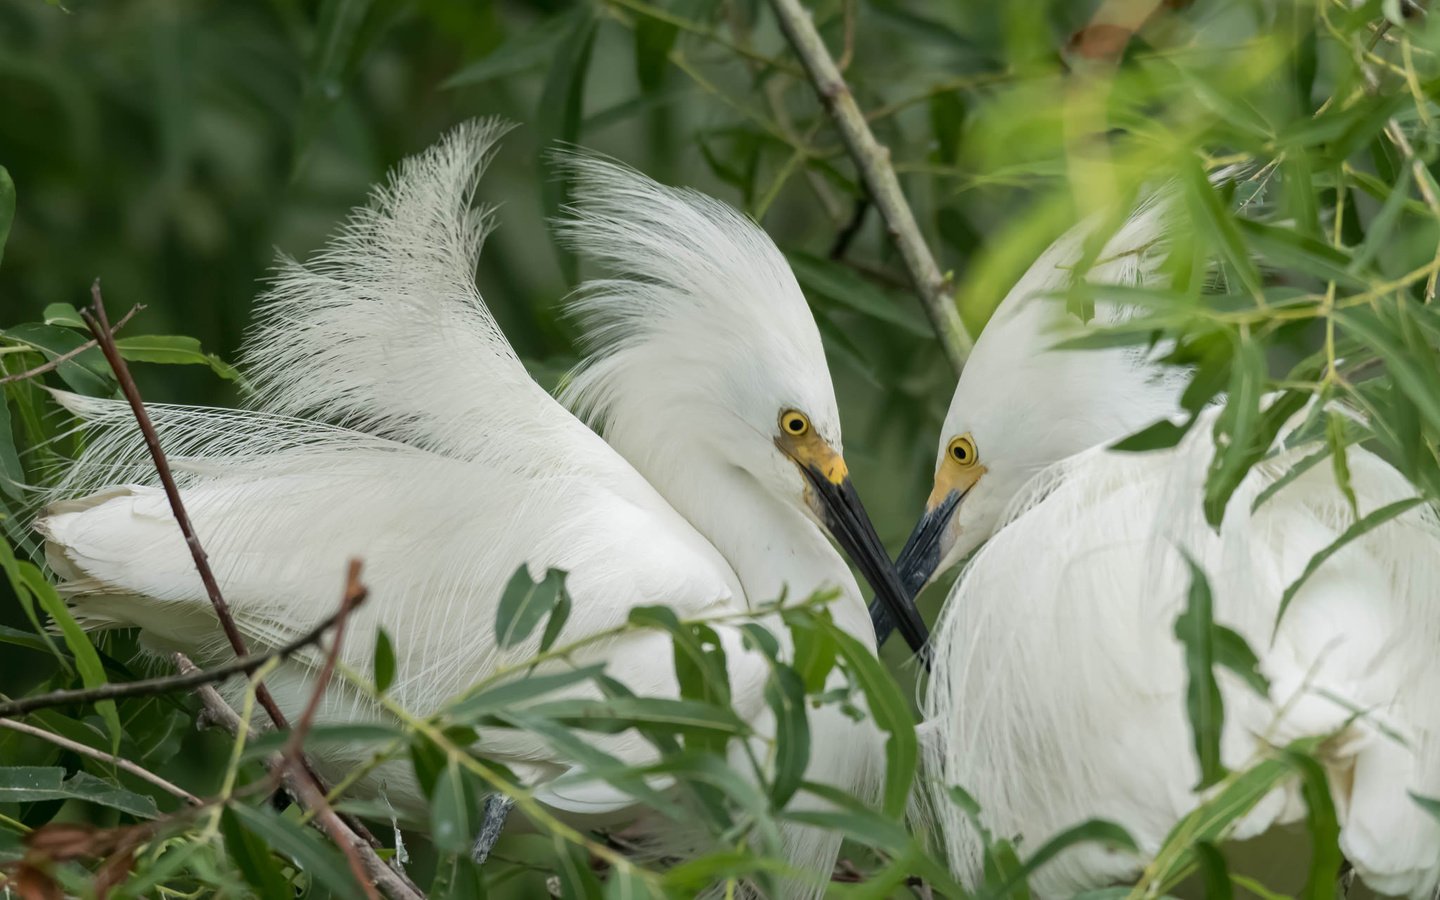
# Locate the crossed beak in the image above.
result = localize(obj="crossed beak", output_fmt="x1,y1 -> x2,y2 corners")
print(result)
778,437 -> 929,655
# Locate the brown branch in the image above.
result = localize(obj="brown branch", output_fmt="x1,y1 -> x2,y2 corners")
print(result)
0,305 -> 143,386
0,719 -> 202,807
0,598 -> 363,719
766,0 -> 972,372
79,281 -> 407,878
280,560 -> 376,900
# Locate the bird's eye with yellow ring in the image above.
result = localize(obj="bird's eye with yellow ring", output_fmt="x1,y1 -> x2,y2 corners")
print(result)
780,410 -> 811,436
948,434 -> 978,467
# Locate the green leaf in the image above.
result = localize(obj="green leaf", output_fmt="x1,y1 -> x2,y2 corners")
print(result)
0,391 -> 24,498
634,16 -> 677,92
1351,166 -> 1412,273
2,323 -> 113,395
789,613 -> 837,695
785,782 -> 912,854
449,664 -> 606,722
1276,498 -> 1423,631
1252,447 -> 1328,512
430,851 -> 487,899
294,0 -> 376,167
1282,748 -> 1341,900
522,696 -> 747,736
929,91 -> 966,165
1203,336 -> 1265,528
538,10 -> 599,284
219,806 -> 292,898
113,334 -> 240,381
0,166 -> 13,269
0,767 -> 157,818
373,627 -> 395,694
445,10 -> 584,88
830,624 -> 916,817
1338,306 -> 1440,435
1212,625 -> 1269,697
985,818 -> 1139,899
1111,418 -> 1193,453
430,757 -> 482,854
1327,411 -> 1359,520
241,723 -> 401,761
787,252 -> 933,336
42,303 -> 84,329
494,565 -> 568,649
553,835 -> 605,899
1192,841 -> 1233,900
409,733 -> 448,799
763,665 -> 809,808
1175,557 -> 1226,789
8,558 -> 122,753
539,580 -> 571,653
1234,218 -> 1364,289
1181,158 -> 1263,300
230,803 -> 364,896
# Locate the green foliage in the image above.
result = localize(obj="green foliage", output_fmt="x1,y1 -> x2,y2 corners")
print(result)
4,0 -> 1440,895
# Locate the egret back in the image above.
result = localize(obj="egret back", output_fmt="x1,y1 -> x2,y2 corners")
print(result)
923,407 -> 1440,896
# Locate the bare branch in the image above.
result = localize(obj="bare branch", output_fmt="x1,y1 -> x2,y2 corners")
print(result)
0,305 -> 143,387
766,0 -> 972,372
79,282 -> 406,874
0,719 -> 202,807
0,597 -> 364,719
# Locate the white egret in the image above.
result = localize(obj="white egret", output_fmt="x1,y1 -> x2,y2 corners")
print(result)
887,197 -> 1440,895
36,119 -> 923,894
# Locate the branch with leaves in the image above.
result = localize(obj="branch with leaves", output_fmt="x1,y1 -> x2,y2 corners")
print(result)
766,0 -> 972,373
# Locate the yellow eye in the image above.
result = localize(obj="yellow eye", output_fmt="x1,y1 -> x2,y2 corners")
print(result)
780,410 -> 811,436
948,434 -> 978,467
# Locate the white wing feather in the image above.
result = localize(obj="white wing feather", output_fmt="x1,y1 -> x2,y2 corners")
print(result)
37,119 -> 749,810
924,407 -> 1440,897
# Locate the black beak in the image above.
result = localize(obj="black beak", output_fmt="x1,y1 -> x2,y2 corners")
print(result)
867,489 -> 962,652
801,466 -> 930,660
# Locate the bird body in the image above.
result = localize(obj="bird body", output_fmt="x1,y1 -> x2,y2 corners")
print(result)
896,193 -> 1440,896
37,120 -> 911,895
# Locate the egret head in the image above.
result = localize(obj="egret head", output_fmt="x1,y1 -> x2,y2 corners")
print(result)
557,152 -> 927,647
894,203 -> 1185,597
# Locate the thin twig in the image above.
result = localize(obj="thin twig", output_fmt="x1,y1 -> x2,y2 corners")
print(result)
280,560 -> 376,900
79,282 -> 405,876
0,719 -> 202,807
0,599 -> 362,719
0,305 -> 142,386
766,0 -> 972,372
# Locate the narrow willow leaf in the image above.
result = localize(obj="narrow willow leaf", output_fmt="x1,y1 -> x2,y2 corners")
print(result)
409,733 -> 448,798
1111,418 -> 1192,453
445,10 -> 583,87
231,803 -> 363,896
430,851 -> 487,899
786,782 -> 912,854
1192,841 -> 1234,900
522,696 -> 747,736
1351,166 -> 1412,273
985,819 -> 1138,899
495,565 -> 566,648
1281,748 -> 1341,900
1327,412 -> 1359,520
1175,557 -> 1226,789
929,91 -> 966,164
1203,337 -> 1265,528
1338,307 -> 1440,435
787,252 -> 932,336
430,758 -> 481,854
113,335 -> 240,381
0,166 -> 12,269
241,723 -> 401,761
0,392 -> 24,498
831,626 -> 917,817
789,614 -> 837,694
1252,447 -> 1328,512
634,16 -> 677,92
538,10 -> 599,284
0,768 -> 157,818
553,835 -> 605,899
219,806 -> 291,897
1181,158 -> 1263,300
1234,218 -> 1363,289
1276,498 -> 1422,631
450,664 -> 606,721
0,543 -> 66,666
763,665 -> 809,808
373,627 -> 395,694
17,562 -> 122,753
1212,625 -> 1269,697
538,579 -> 571,652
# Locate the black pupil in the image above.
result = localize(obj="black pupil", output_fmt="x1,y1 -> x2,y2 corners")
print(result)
954,445 -> 967,461
787,417 -> 803,432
